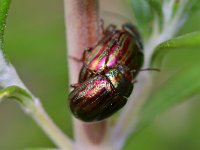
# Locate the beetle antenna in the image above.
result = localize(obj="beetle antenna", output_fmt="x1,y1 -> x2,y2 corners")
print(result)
131,68 -> 160,73
140,68 -> 160,72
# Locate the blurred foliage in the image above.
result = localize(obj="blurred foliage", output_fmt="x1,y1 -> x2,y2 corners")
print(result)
131,0 -> 200,39
0,0 -> 11,48
131,0 -> 162,37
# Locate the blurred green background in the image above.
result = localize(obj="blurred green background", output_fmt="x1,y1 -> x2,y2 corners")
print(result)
0,0 -> 200,150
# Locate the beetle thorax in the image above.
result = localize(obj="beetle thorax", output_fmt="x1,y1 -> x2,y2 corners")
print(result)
105,65 -> 133,98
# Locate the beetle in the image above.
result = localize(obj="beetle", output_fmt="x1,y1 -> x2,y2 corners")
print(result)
68,64 -> 135,122
68,23 -> 144,122
78,23 -> 143,82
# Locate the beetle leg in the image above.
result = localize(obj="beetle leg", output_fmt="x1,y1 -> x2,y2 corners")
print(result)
84,47 -> 93,53
69,55 -> 83,63
99,18 -> 105,35
113,32 -> 121,47
82,47 -> 93,60
69,47 -> 93,63
104,24 -> 117,34
70,83 -> 80,88
131,69 -> 137,74
131,80 -> 137,84
83,63 -> 97,75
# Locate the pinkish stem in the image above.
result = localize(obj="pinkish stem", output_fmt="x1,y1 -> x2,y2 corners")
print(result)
64,0 -> 110,148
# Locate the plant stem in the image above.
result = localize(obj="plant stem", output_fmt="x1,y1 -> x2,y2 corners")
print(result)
29,99 -> 74,150
112,73 -> 153,150
64,0 -> 110,149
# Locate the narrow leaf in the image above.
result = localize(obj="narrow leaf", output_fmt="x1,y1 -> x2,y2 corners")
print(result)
0,85 -> 33,107
139,65 -> 200,128
151,32 -> 200,67
131,0 -> 153,37
131,0 -> 162,37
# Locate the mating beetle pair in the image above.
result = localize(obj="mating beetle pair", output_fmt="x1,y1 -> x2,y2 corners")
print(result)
68,23 -> 143,122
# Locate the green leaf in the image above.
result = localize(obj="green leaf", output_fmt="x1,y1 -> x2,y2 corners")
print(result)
178,0 -> 200,35
131,0 -> 153,37
0,0 -> 11,49
151,31 -> 200,67
131,0 -> 162,37
140,65 -> 200,127
0,85 -> 33,107
146,0 -> 162,15
131,0 -> 200,39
